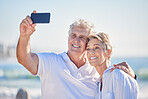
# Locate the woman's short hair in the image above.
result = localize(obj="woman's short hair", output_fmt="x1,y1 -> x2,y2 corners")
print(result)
87,32 -> 113,60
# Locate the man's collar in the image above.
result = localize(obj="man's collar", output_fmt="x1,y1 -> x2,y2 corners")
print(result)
61,52 -> 89,70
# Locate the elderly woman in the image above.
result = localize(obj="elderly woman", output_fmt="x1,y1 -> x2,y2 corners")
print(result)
86,32 -> 139,99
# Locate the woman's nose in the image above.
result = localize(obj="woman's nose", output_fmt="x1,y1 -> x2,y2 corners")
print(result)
90,49 -> 95,54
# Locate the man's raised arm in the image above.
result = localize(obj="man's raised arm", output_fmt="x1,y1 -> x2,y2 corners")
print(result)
16,11 -> 39,75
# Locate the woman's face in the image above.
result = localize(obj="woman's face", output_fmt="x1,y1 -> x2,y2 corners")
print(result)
86,38 -> 107,67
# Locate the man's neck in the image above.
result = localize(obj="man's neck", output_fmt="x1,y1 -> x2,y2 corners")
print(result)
67,52 -> 86,68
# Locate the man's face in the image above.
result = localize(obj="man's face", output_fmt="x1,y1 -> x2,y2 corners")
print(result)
68,27 -> 90,55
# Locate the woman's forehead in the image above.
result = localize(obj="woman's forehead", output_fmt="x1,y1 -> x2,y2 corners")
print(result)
87,38 -> 103,46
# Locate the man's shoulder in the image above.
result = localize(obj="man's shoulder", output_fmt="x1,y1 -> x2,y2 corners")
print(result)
35,52 -> 65,61
36,52 -> 63,57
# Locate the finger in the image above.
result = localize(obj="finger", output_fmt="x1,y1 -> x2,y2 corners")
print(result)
30,27 -> 36,33
110,67 -> 115,72
33,10 -> 37,13
26,16 -> 33,25
113,64 -> 116,66
116,61 -> 126,65
121,62 -> 128,66
21,18 -> 30,28
30,24 -> 36,32
122,66 -> 129,73
113,65 -> 120,69
20,19 -> 25,25
111,66 -> 123,72
118,66 -> 121,69
20,19 -> 28,29
115,63 -> 123,66
117,65 -> 129,73
114,65 -> 122,69
115,62 -> 129,68
31,23 -> 36,28
111,65 -> 130,75
24,19 -> 31,28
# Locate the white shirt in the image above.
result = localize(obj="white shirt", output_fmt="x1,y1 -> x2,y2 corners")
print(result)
95,66 -> 139,99
35,52 -> 99,99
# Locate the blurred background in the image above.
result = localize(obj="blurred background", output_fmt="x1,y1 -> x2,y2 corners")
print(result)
0,0 -> 148,99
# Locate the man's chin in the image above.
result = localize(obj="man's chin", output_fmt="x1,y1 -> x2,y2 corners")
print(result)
70,49 -> 82,54
72,50 -> 81,54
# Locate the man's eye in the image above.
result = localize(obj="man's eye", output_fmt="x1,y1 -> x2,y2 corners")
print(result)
80,36 -> 87,41
71,34 -> 76,38
82,37 -> 87,41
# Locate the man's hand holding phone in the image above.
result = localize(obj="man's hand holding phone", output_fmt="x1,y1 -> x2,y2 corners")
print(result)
20,11 -> 50,38
20,11 -> 37,38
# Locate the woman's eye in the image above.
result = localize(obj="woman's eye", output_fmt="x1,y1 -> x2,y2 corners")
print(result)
95,47 -> 100,50
86,48 -> 90,51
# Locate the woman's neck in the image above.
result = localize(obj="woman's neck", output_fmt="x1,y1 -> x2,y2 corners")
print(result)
95,59 -> 110,77
95,59 -> 110,92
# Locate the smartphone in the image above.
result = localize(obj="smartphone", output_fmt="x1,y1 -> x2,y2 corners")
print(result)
31,13 -> 50,24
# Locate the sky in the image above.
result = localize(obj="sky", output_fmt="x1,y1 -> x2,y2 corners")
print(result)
0,0 -> 148,57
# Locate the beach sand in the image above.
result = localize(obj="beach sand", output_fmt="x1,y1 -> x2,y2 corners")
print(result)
0,87 -> 41,99
0,86 -> 148,99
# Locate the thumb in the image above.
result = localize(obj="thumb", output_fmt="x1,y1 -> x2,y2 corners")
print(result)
33,10 -> 37,13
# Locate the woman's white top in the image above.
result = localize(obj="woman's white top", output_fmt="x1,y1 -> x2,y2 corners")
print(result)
95,65 -> 139,99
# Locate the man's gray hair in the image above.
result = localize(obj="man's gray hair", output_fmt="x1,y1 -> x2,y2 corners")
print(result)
68,19 -> 95,35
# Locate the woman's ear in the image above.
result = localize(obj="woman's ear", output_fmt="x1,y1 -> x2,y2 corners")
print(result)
106,49 -> 111,57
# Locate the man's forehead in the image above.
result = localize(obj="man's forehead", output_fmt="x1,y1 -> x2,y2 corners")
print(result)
72,26 -> 89,31
71,27 -> 89,34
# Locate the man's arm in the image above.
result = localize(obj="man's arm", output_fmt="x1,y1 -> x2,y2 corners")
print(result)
111,62 -> 136,79
16,11 -> 39,75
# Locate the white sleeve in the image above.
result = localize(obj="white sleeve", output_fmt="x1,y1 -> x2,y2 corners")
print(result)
113,69 -> 139,99
34,53 -> 56,77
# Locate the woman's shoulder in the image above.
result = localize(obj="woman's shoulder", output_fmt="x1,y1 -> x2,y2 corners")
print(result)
111,69 -> 137,83
111,69 -> 129,80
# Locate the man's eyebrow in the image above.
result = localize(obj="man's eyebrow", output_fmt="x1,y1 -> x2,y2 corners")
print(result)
80,35 -> 87,37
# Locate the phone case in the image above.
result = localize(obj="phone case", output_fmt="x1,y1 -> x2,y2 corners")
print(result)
31,13 -> 50,23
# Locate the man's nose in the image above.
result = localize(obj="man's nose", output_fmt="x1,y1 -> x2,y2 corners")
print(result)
74,37 -> 80,42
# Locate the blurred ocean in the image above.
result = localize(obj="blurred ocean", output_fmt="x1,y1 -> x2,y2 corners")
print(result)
0,58 -> 41,99
0,57 -> 148,99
